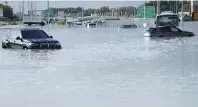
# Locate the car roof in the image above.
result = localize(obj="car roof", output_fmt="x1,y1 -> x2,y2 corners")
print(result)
156,25 -> 177,28
21,28 -> 42,31
157,12 -> 178,16
148,26 -> 178,30
6,27 -> 42,31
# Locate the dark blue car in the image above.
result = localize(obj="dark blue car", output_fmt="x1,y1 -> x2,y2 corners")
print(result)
2,28 -> 62,49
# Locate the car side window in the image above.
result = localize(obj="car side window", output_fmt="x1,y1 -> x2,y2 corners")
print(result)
10,30 -> 21,39
15,30 -> 21,38
10,30 -> 17,39
170,27 -> 180,32
6,30 -> 13,39
150,28 -> 156,33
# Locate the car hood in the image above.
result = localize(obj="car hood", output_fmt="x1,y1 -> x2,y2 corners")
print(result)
182,30 -> 192,33
182,31 -> 195,35
25,38 -> 59,44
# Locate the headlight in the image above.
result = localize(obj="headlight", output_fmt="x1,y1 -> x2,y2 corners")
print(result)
56,42 -> 61,45
144,32 -> 150,37
26,42 -> 38,46
27,42 -> 33,46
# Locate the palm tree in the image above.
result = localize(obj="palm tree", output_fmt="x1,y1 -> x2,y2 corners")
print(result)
5,1 -> 7,5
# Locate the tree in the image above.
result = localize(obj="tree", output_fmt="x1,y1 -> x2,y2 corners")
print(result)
51,5 -> 137,17
5,1 -> 7,6
0,5 -> 13,20
145,1 -> 190,13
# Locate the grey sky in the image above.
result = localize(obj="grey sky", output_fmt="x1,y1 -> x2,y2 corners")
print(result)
0,1 -> 144,13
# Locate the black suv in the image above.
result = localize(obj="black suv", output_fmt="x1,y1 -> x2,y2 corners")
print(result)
143,26 -> 195,37
2,28 -> 62,49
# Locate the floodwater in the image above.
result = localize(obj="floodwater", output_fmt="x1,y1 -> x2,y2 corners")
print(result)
0,22 -> 198,107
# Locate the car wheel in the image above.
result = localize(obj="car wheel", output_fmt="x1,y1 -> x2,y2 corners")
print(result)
159,35 -> 164,37
23,46 -> 28,49
40,22 -> 45,26
188,35 -> 193,37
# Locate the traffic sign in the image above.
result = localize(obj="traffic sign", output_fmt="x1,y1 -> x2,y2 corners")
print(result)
137,5 -> 155,18
42,8 -> 54,16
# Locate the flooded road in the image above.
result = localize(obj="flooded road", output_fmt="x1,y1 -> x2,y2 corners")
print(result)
0,23 -> 198,107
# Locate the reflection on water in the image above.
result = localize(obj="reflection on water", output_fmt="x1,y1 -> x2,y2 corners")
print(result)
0,23 -> 198,107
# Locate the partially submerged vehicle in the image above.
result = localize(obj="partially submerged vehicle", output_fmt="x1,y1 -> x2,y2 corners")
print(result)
155,11 -> 180,27
119,24 -> 137,28
143,26 -> 195,37
94,20 -> 106,24
2,28 -> 62,49
74,21 -> 83,25
83,21 -> 97,27
23,15 -> 46,26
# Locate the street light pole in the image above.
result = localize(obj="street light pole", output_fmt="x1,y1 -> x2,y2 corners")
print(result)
181,0 -> 184,30
116,8 -> 118,19
22,0 -> 24,23
144,1 -> 146,20
191,0 -> 194,15
157,0 -> 159,14
47,0 -> 50,32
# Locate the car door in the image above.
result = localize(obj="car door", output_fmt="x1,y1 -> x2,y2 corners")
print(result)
3,30 -> 11,43
9,30 -> 23,49
14,30 -> 24,48
155,27 -> 172,37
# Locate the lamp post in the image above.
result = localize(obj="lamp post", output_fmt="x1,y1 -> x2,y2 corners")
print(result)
116,7 -> 119,19
191,0 -> 194,15
157,0 -> 159,14
181,0 -> 184,30
176,1 -> 178,13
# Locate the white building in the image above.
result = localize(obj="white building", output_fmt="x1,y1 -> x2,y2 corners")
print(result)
0,8 -> 3,17
58,11 -> 64,17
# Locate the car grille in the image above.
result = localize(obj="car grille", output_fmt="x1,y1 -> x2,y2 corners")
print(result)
28,43 -> 60,49
39,43 -> 58,49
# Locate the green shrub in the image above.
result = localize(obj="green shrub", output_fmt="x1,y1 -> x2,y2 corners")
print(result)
8,22 -> 17,25
57,21 -> 65,25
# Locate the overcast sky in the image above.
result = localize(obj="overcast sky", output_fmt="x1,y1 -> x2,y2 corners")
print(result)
0,1 -> 144,13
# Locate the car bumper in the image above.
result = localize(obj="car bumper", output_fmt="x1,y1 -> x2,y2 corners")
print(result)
28,43 -> 62,49
143,32 -> 151,37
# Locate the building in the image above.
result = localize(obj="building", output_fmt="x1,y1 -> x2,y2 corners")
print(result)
0,8 -> 3,17
16,12 -> 23,20
192,1 -> 198,12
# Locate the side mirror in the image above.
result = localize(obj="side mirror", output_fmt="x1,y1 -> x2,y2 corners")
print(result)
16,36 -> 21,40
49,35 -> 53,38
179,19 -> 180,22
154,21 -> 156,24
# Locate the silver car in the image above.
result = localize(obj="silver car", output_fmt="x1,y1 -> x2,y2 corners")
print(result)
143,26 -> 195,37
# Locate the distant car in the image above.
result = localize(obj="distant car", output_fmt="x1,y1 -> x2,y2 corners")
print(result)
2,28 -> 62,49
119,24 -> 137,28
94,20 -> 106,24
143,26 -> 195,37
74,21 -> 82,25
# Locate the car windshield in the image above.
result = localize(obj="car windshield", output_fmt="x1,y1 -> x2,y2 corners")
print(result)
21,30 -> 49,39
156,15 -> 179,26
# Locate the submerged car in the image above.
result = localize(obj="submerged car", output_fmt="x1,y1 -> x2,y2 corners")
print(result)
2,28 -> 62,49
143,26 -> 195,37
119,24 -> 137,28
